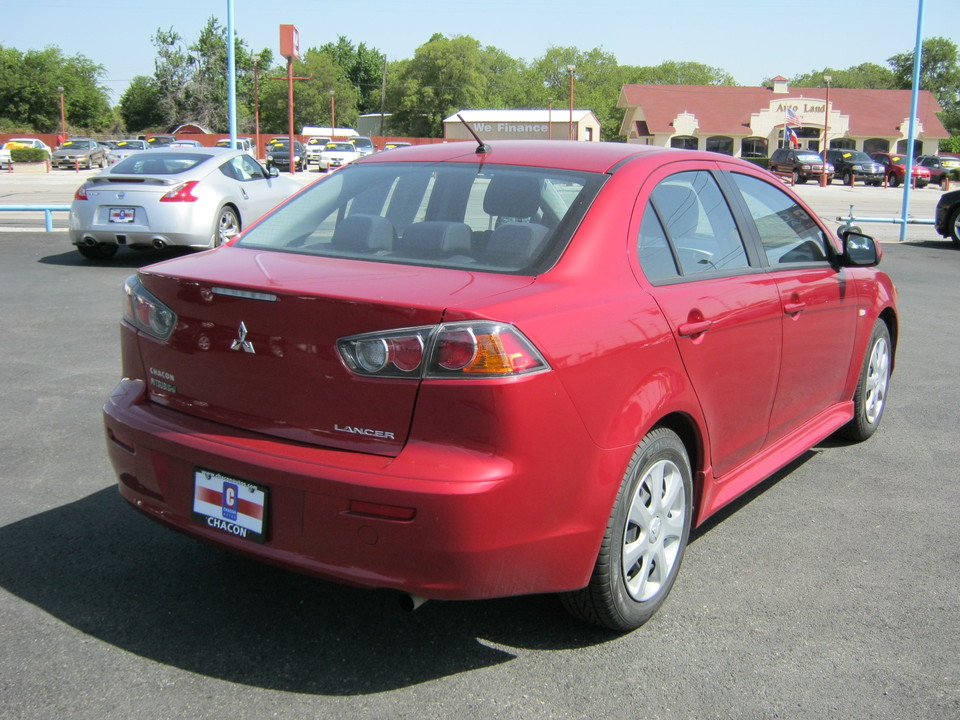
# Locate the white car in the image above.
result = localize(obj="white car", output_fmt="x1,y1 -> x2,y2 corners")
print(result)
69,148 -> 301,260
318,141 -> 360,172
106,139 -> 149,165
304,137 -> 331,166
0,137 -> 52,167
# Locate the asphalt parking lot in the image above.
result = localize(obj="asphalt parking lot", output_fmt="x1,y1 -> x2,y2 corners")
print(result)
0,171 -> 958,719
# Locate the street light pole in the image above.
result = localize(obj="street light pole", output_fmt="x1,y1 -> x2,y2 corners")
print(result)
329,89 -> 336,140
252,56 -> 261,161
548,97 -> 553,140
820,74 -> 832,186
57,86 -> 66,142
566,65 -> 576,141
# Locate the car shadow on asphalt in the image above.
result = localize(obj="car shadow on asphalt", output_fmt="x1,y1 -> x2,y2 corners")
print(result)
38,246 -> 197,268
0,487 -> 620,694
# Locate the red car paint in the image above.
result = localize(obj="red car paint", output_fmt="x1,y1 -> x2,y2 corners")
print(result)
104,140 -> 897,625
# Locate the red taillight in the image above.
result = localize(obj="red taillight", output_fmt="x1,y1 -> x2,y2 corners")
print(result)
160,180 -> 200,202
74,185 -> 88,201
338,322 -> 550,379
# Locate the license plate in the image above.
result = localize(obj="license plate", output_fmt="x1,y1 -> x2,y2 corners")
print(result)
109,207 -> 135,223
192,469 -> 267,543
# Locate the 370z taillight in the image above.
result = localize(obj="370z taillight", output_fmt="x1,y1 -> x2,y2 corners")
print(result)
337,321 -> 550,379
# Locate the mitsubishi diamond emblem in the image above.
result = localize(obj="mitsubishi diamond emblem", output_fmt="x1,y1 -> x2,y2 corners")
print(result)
230,322 -> 255,353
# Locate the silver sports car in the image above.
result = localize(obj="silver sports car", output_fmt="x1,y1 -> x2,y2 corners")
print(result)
69,148 -> 301,260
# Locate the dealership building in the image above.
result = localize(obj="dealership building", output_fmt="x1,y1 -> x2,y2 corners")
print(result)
444,109 -> 602,142
618,76 -> 949,158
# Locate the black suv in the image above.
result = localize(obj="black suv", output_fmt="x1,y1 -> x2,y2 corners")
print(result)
769,148 -> 834,184
825,149 -> 885,186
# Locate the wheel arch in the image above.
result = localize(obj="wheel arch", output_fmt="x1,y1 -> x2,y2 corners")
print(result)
650,412 -> 706,519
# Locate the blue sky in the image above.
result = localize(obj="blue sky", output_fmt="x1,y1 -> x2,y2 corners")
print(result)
2,0 -> 951,103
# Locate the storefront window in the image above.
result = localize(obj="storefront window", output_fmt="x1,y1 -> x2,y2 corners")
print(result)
896,139 -> 922,156
705,136 -> 733,155
831,139 -> 855,150
741,137 -> 768,158
670,136 -> 698,150
863,138 -> 889,154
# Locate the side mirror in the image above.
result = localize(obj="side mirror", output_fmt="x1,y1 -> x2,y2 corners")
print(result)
267,166 -> 279,178
840,230 -> 880,267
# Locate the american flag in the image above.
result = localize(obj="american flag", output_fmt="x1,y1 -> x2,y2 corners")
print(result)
786,107 -> 803,126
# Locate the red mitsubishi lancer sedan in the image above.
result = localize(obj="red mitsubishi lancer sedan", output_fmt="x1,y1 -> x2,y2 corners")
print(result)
104,140 -> 897,631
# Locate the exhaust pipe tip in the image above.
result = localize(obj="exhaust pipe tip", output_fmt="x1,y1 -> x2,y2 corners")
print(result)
82,237 -> 97,247
152,239 -> 166,249
398,593 -> 428,612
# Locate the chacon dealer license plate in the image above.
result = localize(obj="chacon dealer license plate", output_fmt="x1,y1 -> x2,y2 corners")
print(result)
109,207 -> 135,223
192,469 -> 267,543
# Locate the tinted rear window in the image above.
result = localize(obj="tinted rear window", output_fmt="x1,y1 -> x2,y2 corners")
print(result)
237,162 -> 605,275
111,152 -> 213,174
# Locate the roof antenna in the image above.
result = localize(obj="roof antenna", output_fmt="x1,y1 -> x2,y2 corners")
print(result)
457,114 -> 491,154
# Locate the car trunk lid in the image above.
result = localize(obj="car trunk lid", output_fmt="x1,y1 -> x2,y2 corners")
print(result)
134,247 -> 535,455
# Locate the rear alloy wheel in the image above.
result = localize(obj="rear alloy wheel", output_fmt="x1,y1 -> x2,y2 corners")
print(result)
839,320 -> 891,442
213,206 -> 240,247
890,174 -> 900,188
561,427 -> 692,631
77,242 -> 118,260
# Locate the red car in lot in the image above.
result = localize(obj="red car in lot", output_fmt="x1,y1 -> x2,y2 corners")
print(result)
105,140 -> 897,631
869,152 -> 931,188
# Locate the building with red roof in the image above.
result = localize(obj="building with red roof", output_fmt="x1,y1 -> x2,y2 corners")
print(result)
618,76 -> 948,158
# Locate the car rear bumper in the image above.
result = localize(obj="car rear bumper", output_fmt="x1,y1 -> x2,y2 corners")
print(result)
103,377 -> 621,601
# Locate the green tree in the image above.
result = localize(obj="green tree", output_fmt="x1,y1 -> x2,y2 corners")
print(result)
119,75 -> 164,132
0,45 -> 110,132
257,50 -> 358,135
388,34 -> 491,137
625,60 -> 736,86
317,36 -> 385,114
789,63 -> 897,89
888,37 -> 960,136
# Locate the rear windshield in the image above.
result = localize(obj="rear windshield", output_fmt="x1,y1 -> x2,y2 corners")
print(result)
237,162 -> 604,275
111,152 -> 212,174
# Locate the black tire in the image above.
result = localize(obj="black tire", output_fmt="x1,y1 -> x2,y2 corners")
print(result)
889,174 -> 900,188
843,171 -> 854,186
560,427 -> 692,632
213,206 -> 240,247
77,242 -> 118,260
948,206 -> 960,247
839,321 -> 891,442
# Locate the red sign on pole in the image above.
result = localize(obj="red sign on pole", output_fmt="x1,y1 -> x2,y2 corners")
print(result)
279,24 -> 299,61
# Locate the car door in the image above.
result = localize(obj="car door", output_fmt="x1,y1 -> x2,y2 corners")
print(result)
636,167 -> 782,478
222,155 -> 289,220
726,171 -> 859,444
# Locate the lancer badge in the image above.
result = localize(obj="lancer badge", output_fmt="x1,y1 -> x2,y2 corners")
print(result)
230,322 -> 255,353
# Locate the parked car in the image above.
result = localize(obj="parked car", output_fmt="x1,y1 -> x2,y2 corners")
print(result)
69,148 -> 300,260
350,135 -> 375,157
146,135 -> 177,148
381,141 -> 412,152
869,152 -> 931,188
825,149 -> 885,186
934,188 -> 960,246
215,137 -> 255,157
769,147 -> 835,184
99,140 -> 120,150
52,138 -> 107,169
169,139 -> 203,148
317,141 -> 360,171
265,138 -> 306,172
103,140 -> 898,632
304,136 -> 332,166
106,139 -> 149,165
0,137 -> 52,167
916,154 -> 960,186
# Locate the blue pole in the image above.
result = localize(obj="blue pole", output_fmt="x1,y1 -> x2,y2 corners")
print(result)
899,0 -> 925,242
227,0 -> 238,148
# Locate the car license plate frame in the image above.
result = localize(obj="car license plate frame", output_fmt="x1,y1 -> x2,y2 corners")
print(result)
191,468 -> 268,543
109,207 -> 135,223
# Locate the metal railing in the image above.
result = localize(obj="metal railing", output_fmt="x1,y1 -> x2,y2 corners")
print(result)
0,205 -> 70,232
836,204 -> 935,235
